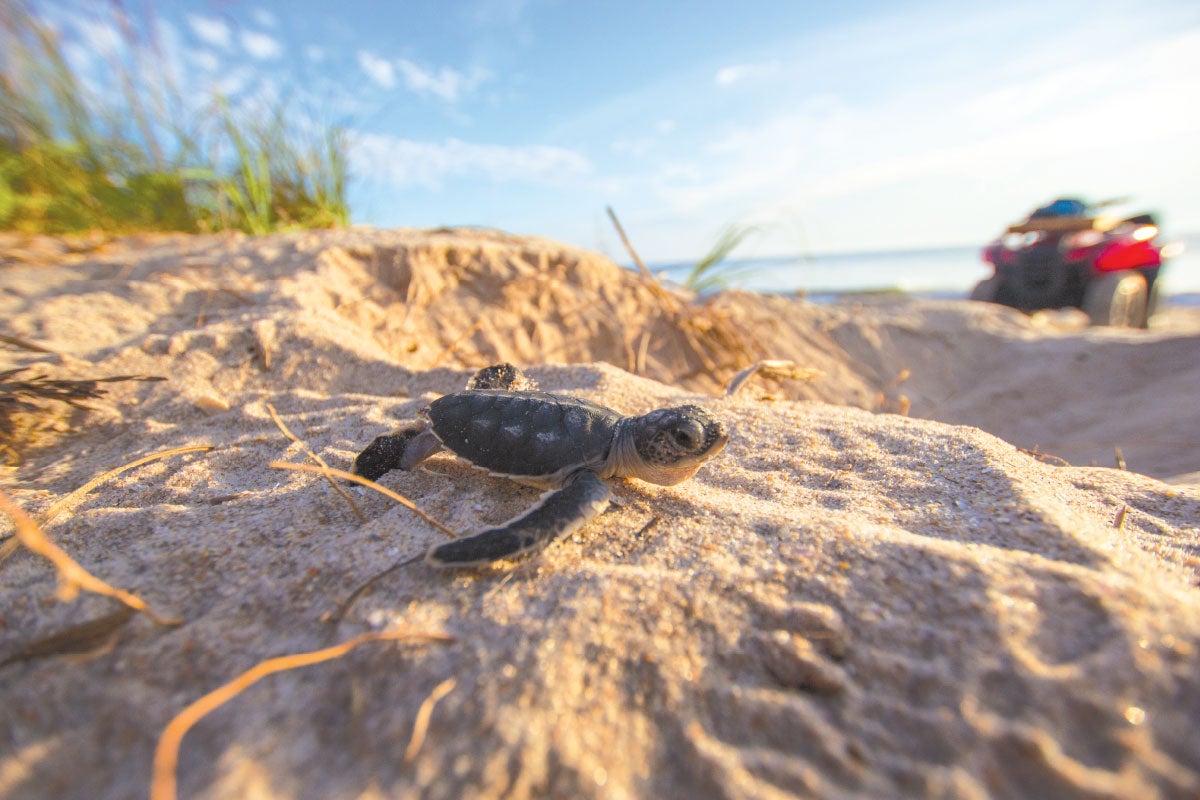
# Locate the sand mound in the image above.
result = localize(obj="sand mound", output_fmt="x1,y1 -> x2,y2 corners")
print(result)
2,229 -> 1199,799
5,227 -> 1197,478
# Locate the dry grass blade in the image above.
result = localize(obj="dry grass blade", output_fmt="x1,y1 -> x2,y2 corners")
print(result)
636,330 -> 652,375
149,627 -> 455,800
405,677 -> 457,762
0,489 -> 181,626
325,552 -> 425,635
268,461 -> 455,537
1,369 -> 161,450
606,206 -> 760,384
265,402 -> 364,523
0,537 -> 18,563
605,206 -> 663,287
0,333 -> 63,356
433,319 -> 485,367
724,359 -> 824,397
632,515 -> 661,539
38,444 -> 214,526
0,604 -> 136,668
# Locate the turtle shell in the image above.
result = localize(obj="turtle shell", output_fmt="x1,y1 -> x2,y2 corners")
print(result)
425,390 -> 622,480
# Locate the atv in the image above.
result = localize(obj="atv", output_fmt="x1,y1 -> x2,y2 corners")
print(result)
971,198 -> 1167,327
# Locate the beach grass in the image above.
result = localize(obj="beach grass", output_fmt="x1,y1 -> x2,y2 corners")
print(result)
0,1 -> 348,235
683,223 -> 759,293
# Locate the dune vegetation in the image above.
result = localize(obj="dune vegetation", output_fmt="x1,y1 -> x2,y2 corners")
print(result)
0,1 -> 348,236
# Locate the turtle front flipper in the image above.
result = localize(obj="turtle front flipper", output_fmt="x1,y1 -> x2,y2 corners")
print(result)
352,423 -> 443,482
427,470 -> 611,567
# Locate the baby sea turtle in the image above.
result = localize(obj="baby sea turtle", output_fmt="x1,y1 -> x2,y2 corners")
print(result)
353,363 -> 729,567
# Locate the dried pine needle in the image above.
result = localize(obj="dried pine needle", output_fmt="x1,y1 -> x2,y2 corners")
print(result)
0,536 -> 18,563
433,319 -> 485,367
265,402 -> 364,523
0,604 -> 136,668
149,627 -> 454,800
268,461 -> 455,537
405,677 -> 457,762
325,552 -> 425,635
38,444 -> 214,526
0,489 -> 181,626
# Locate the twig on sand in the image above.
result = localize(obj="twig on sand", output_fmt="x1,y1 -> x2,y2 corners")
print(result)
265,402 -> 364,522
150,627 -> 455,800
0,489 -> 182,626
268,461 -> 454,537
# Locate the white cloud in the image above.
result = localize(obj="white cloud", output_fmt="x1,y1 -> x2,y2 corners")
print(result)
240,29 -> 282,60
714,61 -> 779,87
612,118 -> 678,157
395,59 -> 488,102
78,20 -> 122,55
357,51 -> 396,89
644,26 -> 1200,255
305,45 -> 326,62
251,8 -> 277,28
188,48 -> 220,73
187,14 -> 231,50
611,137 -> 655,157
215,66 -> 254,98
351,133 -> 591,189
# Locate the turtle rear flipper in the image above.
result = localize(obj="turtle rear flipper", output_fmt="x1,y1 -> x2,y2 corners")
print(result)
427,470 -> 611,567
466,362 -> 538,392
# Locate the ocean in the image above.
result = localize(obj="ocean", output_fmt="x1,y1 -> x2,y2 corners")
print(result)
648,231 -> 1200,304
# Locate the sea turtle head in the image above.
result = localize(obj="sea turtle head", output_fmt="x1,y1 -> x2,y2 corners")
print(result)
624,405 -> 729,485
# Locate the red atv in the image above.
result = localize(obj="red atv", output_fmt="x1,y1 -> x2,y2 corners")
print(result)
971,198 -> 1166,327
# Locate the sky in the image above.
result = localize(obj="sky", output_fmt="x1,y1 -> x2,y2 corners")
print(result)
30,0 -> 1200,266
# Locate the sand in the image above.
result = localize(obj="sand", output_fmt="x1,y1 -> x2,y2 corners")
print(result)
1,229 -> 1198,799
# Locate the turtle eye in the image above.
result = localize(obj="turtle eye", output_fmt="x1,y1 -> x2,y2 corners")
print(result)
670,420 -> 705,450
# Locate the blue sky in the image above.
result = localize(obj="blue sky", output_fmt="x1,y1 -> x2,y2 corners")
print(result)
36,0 -> 1200,264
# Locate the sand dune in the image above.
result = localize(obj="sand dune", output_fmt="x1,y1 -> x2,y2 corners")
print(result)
1,229 -> 1198,799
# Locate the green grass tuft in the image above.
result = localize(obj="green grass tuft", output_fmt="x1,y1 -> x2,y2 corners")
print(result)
0,1 -> 348,235
684,223 -> 760,293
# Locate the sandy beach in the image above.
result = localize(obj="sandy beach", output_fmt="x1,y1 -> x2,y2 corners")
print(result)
2,228 -> 1199,799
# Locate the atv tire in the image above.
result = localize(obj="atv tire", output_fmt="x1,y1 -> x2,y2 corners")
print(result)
1083,272 -> 1148,328
969,277 -> 1000,303
1143,280 -> 1160,328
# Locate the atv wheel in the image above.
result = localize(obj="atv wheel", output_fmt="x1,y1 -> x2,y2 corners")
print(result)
969,277 -> 1000,303
1142,280 -> 1160,328
1083,272 -> 1148,327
